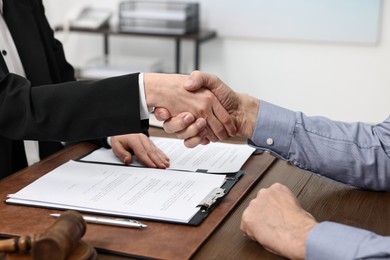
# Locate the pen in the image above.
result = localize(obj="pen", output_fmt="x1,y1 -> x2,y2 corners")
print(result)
50,213 -> 147,229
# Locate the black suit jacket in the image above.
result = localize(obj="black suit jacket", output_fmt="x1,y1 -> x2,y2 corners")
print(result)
0,0 -> 147,178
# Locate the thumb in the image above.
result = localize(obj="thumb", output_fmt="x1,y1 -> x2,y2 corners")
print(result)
184,70 -> 211,92
120,152 -> 133,165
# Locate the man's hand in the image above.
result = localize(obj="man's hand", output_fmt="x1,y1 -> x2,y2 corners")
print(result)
154,110 -> 210,147
144,73 -> 237,142
154,71 -> 260,147
111,134 -> 169,169
183,71 -> 260,138
240,183 -> 318,260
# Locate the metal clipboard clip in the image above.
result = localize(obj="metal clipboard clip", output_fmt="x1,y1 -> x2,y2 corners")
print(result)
197,187 -> 225,212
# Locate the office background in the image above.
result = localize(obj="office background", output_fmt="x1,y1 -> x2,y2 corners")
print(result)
44,0 -> 390,124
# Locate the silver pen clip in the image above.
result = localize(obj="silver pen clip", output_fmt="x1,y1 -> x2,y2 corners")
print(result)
115,218 -> 142,224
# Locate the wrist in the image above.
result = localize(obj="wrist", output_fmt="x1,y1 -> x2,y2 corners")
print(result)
143,73 -> 160,108
287,220 -> 318,260
235,93 -> 260,138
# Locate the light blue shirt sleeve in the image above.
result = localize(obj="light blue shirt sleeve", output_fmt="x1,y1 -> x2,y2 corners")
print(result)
307,222 -> 390,260
249,101 -> 390,259
249,101 -> 390,191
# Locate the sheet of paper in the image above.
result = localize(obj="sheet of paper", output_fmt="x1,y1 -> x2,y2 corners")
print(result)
81,137 -> 255,173
7,161 -> 226,223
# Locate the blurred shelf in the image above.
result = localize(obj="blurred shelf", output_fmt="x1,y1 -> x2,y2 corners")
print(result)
55,25 -> 217,74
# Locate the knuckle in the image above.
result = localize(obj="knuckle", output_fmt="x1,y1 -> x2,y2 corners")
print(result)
204,92 -> 214,102
222,115 -> 233,124
198,108 -> 207,118
272,183 -> 283,189
258,188 -> 266,196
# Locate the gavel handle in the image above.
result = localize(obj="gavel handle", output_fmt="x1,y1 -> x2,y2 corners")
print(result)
0,234 -> 40,253
0,211 -> 86,259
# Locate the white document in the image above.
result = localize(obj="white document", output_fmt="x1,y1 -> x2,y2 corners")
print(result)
81,137 -> 255,173
7,160 -> 226,223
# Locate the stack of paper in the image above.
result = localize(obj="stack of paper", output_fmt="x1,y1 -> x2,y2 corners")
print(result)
81,136 -> 255,173
7,161 -> 225,223
7,137 -> 255,224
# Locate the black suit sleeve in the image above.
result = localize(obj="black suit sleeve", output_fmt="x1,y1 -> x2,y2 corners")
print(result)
0,73 -> 145,142
0,0 -> 149,145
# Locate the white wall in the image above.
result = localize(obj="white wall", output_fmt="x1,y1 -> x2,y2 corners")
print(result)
44,0 -> 390,123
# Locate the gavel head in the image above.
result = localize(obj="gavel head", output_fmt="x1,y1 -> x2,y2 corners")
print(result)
32,211 -> 87,260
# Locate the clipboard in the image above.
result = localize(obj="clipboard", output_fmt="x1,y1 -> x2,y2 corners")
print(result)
188,170 -> 243,225
0,141 -> 276,260
75,146 -> 245,226
6,161 -> 243,226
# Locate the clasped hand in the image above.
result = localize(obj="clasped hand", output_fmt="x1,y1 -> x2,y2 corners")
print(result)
153,71 -> 260,147
144,73 -> 238,145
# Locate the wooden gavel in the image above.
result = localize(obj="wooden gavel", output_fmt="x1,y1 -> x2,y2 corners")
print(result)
0,211 -> 96,260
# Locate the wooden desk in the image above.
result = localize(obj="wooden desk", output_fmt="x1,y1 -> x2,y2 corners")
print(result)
1,129 -> 389,259
192,159 -> 390,259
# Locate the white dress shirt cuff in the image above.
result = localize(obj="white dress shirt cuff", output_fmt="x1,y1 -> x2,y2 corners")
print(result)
139,73 -> 152,120
106,73 -> 150,146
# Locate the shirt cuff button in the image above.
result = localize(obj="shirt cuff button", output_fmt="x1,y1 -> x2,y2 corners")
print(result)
266,138 -> 274,146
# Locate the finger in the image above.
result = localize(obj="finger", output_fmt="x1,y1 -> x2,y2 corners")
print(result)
135,136 -> 166,168
154,107 -> 171,121
135,135 -> 170,168
204,103 -> 230,140
190,89 -> 229,141
243,233 -> 257,242
182,129 -> 208,148
199,89 -> 235,140
150,149 -> 170,169
206,118 -> 228,141
163,112 -> 197,134
201,137 -> 211,145
157,152 -> 171,168
175,118 -> 207,140
144,143 -> 170,169
263,246 -> 280,256
111,142 -> 133,164
240,217 -> 253,239
204,124 -> 219,142
212,99 -> 237,137
184,70 -> 215,92
133,144 -> 157,168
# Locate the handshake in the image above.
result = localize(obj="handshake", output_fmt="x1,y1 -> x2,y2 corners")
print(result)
144,71 -> 260,147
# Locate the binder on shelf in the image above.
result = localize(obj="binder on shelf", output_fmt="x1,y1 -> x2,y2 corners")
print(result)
79,55 -> 163,80
118,1 -> 199,35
